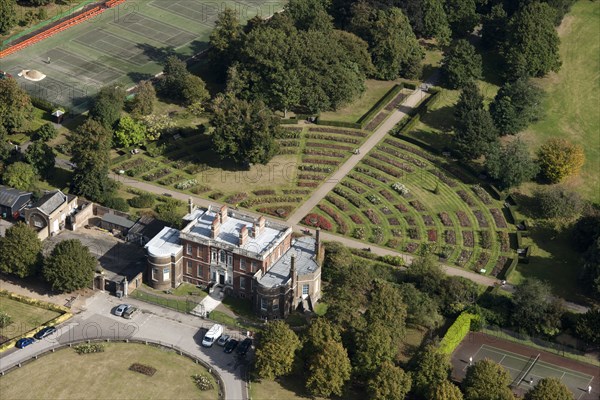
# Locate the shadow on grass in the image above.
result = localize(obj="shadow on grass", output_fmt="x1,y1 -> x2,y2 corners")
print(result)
420,105 -> 455,132
47,167 -> 73,191
409,128 -> 452,151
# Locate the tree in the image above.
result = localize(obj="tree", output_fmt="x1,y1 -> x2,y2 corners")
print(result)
504,2 -> 561,78
2,162 -> 35,190
302,317 -> 341,361
43,239 -> 96,292
89,86 -> 126,129
438,276 -> 479,315
481,4 -> 507,50
255,321 -> 300,380
490,79 -> 545,135
410,345 -> 452,398
154,198 -> 184,228
130,81 -> 156,116
181,75 -> 209,106
158,56 -> 208,105
575,308 -> 600,347
0,222 -> 42,278
0,125 -> 10,162
323,241 -> 354,282
525,377 -> 573,400
442,39 -> 482,89
209,8 -> 244,78
581,238 -> 600,300
398,283 -> 443,329
285,0 -> 333,31
536,186 -> 583,223
35,123 -> 58,141
305,340 -> 351,398
0,77 -> 33,133
453,83 -> 497,160
406,254 -> 445,294
25,141 -> 55,178
367,361 -> 411,400
485,140 -> 539,189
114,116 -> 147,148
431,381 -> 464,400
513,278 -> 564,336
445,0 -> 478,36
365,281 -> 407,337
0,0 -> 16,35
537,138 -> 585,183
70,119 -> 114,202
354,322 -> 398,376
463,359 -> 514,400
422,0 -> 451,45
210,95 -> 280,165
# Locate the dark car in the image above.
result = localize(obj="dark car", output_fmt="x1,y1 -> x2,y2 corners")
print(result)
237,338 -> 252,356
224,339 -> 238,354
123,306 -> 137,319
15,337 -> 35,349
33,326 -> 57,340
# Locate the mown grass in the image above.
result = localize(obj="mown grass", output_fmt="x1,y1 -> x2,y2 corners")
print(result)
0,343 -> 219,399
0,297 -> 60,340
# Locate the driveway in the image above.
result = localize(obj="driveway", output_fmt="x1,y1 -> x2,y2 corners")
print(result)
0,292 -> 251,400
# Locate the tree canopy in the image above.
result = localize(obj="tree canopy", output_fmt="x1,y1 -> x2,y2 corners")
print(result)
114,116 -> 147,148
0,77 -> 33,133
43,239 -> 97,292
0,0 -> 16,35
305,340 -> 351,398
462,359 -> 514,400
430,380 -> 465,400
0,222 -> 42,278
444,0 -> 478,36
410,344 -> 452,398
367,361 -> 412,400
130,81 -> 156,116
442,39 -> 482,89
209,8 -> 245,79
255,321 -> 301,380
537,138 -> 585,183
490,79 -> 545,135
512,278 -> 564,336
210,95 -> 280,165
2,161 -> 35,190
34,123 -> 58,141
485,139 -> 539,189
575,308 -> 600,347
524,377 -> 573,400
25,141 -> 56,179
89,86 -> 126,129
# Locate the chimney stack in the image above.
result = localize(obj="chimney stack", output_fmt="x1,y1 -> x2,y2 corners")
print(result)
315,228 -> 321,254
239,225 -> 248,246
219,205 -> 228,223
188,197 -> 194,214
253,216 -> 266,238
211,217 -> 221,239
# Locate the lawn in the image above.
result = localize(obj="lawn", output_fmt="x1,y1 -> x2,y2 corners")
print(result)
521,0 -> 600,203
318,79 -> 399,123
0,342 -> 219,399
250,375 -> 365,400
0,296 -> 60,342
130,287 -> 197,313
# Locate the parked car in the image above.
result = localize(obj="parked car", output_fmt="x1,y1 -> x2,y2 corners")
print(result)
114,304 -> 130,317
224,339 -> 238,354
217,334 -> 230,346
33,326 -> 57,340
123,306 -> 137,319
15,337 -> 35,348
201,324 -> 223,348
237,338 -> 252,356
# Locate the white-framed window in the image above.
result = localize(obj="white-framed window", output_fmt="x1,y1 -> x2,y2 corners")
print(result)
273,300 -> 279,311
33,219 -> 43,228
240,276 -> 246,290
302,284 -> 309,295
240,258 -> 246,271
187,260 -> 193,274
197,265 -> 202,277
219,250 -> 226,263
163,268 -> 170,281
211,250 -> 217,262
152,268 -> 158,281
186,244 -> 192,255
260,297 -> 268,311
197,247 -> 203,259
251,260 -> 257,272
227,254 -> 233,267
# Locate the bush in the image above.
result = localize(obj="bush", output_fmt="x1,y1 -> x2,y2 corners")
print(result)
192,374 -> 214,391
537,138 -> 585,183
128,193 -> 155,208
103,197 -> 130,212
0,311 -> 12,328
73,343 -> 105,354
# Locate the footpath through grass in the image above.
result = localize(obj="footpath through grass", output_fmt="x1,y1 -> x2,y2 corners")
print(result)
0,342 -> 219,400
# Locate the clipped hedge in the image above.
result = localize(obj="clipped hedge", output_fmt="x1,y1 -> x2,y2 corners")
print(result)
439,312 -> 477,355
487,184 -> 507,201
403,82 -> 418,90
315,119 -> 362,129
357,84 -> 403,126
279,118 -> 299,125
499,257 -> 518,280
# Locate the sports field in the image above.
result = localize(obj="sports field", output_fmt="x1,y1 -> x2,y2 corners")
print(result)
452,332 -> 599,399
0,0 -> 283,112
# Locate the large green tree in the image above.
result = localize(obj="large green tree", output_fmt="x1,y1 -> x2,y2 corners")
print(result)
43,239 -> 97,292
367,361 -> 412,400
0,77 -> 33,133
490,79 -> 545,135
462,359 -> 514,400
25,141 -> 55,178
89,86 -> 126,129
34,123 -> 58,141
2,161 -> 35,190
365,280 -> 407,337
442,39 -> 482,89
410,345 -> 452,398
285,0 -> 333,31
305,340 -> 351,398
114,116 -> 147,148
537,138 -> 585,183
422,0 -> 451,45
503,2 -> 561,78
535,186 -> 583,224
525,377 -> 573,400
398,283 -> 443,329
485,139 -> 539,189
302,317 -> 342,361
255,321 -> 301,380
512,278 -> 564,336
431,380 -> 464,400
70,119 -> 114,202
0,0 -> 16,35
0,125 -> 10,162
354,322 -> 398,376
209,8 -> 244,78
210,95 -> 280,165
481,4 -> 507,50
444,0 -> 478,36
575,308 -> 600,347
0,223 -> 42,278
130,80 -> 156,116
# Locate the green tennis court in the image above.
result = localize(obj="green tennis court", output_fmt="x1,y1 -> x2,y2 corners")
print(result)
0,0 -> 283,113
466,345 -> 594,399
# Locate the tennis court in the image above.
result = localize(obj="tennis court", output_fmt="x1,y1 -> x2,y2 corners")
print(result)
0,0 -> 283,112
466,345 -> 594,398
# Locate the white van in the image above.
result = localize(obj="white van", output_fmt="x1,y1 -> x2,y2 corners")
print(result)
202,324 -> 223,347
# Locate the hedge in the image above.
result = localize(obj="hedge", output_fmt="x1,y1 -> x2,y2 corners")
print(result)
279,118 -> 299,125
438,312 -> 477,355
403,82 -> 418,90
499,257 -> 518,280
487,184 -> 507,201
315,119 -> 362,129
356,84 -> 403,126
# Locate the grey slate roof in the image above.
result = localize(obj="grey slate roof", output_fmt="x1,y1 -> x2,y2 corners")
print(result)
259,236 -> 320,288
32,191 -> 67,215
0,185 -> 31,208
101,213 -> 135,229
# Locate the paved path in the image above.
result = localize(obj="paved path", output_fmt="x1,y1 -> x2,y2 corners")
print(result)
286,88 -> 428,225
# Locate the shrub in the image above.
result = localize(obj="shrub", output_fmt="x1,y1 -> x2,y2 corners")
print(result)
175,179 -> 199,190
391,182 -> 409,195
0,312 -> 12,328
192,374 -> 214,391
103,197 -> 130,212
537,138 -> 585,183
128,193 -> 155,208
74,343 -> 105,354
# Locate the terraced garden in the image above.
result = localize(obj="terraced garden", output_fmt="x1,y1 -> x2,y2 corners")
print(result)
111,124 -> 373,219
304,136 -> 516,276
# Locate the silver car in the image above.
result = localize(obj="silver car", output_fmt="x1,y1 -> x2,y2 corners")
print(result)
114,304 -> 130,317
